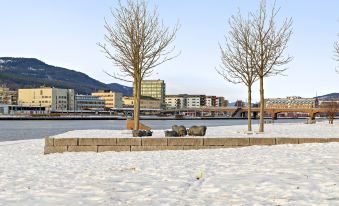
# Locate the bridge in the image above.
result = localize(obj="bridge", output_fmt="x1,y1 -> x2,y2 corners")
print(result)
162,107 -> 339,119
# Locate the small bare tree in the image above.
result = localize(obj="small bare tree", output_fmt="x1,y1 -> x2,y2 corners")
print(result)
324,100 -> 338,124
98,0 -> 178,131
217,12 -> 258,132
248,0 -> 293,132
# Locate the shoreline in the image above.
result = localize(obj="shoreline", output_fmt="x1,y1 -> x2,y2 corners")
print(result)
0,116 -> 317,121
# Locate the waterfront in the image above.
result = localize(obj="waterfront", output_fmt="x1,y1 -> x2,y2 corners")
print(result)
0,119 -> 307,142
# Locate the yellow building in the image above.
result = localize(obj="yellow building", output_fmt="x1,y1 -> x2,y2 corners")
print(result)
122,96 -> 161,109
92,90 -> 123,109
18,87 -> 75,111
0,86 -> 17,105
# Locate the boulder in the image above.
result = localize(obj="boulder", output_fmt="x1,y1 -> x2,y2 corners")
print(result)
132,130 -> 152,137
188,126 -> 207,136
165,130 -> 178,137
172,125 -> 187,136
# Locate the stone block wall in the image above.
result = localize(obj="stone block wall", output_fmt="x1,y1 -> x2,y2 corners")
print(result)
44,137 -> 339,154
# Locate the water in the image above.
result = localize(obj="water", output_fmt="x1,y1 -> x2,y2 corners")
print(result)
0,119 -> 306,142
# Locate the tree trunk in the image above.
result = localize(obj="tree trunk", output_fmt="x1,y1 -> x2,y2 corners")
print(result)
247,86 -> 252,132
259,76 -> 264,133
133,77 -> 141,130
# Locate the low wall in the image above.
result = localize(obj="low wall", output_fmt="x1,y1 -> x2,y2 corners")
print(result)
44,137 -> 339,154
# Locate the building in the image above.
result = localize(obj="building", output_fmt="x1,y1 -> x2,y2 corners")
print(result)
165,95 -> 187,109
265,96 -> 317,109
122,96 -> 161,109
166,94 -> 226,109
92,90 -> 123,109
18,87 -> 75,111
206,96 -> 217,107
0,104 -> 45,115
138,80 -> 166,109
186,95 -> 205,108
75,95 -> 105,111
0,86 -> 18,105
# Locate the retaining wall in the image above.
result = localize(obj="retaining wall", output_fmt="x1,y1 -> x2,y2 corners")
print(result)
44,137 -> 339,154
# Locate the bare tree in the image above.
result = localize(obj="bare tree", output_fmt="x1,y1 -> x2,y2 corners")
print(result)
98,0 -> 178,131
321,100 -> 338,124
217,12 -> 258,132
248,0 -> 293,132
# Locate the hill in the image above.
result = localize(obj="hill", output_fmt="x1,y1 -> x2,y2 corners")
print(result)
315,93 -> 339,100
0,57 -> 133,95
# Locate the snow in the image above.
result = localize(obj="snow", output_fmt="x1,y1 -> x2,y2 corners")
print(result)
52,120 -> 339,138
0,139 -> 338,205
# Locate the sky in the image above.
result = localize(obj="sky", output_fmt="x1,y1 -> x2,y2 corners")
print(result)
0,0 -> 338,102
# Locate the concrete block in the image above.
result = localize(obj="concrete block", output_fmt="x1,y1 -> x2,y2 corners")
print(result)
203,138 -> 249,146
168,138 -> 203,146
142,138 -> 167,146
44,146 -> 67,154
67,146 -> 97,152
98,146 -> 131,152
298,138 -> 328,144
131,146 -> 183,151
54,138 -> 78,146
117,138 -> 141,146
183,146 -> 231,150
45,138 -> 54,146
250,138 -> 276,145
276,138 -> 299,145
328,138 -> 339,143
79,138 -> 116,146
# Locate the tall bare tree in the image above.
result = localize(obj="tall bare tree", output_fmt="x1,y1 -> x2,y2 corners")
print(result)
217,12 -> 258,132
248,0 -> 293,132
98,0 -> 178,131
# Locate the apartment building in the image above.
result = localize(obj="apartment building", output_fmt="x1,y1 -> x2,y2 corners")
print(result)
165,95 -> 187,109
92,90 -> 123,109
18,87 -> 75,111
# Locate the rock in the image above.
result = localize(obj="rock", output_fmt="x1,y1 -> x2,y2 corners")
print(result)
165,130 -> 178,137
132,130 -> 152,137
145,131 -> 153,136
172,125 -> 187,136
188,126 -> 207,136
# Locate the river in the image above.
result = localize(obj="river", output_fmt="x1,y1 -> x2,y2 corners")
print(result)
0,119 -> 308,142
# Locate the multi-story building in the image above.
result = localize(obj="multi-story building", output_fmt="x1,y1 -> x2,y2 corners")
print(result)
265,96 -> 317,109
186,95 -> 205,108
206,96 -> 217,107
138,80 -> 166,109
166,94 -> 226,109
92,90 -> 123,109
75,95 -> 105,111
165,95 -> 187,109
0,86 -> 18,105
18,87 -> 75,111
122,96 -> 161,109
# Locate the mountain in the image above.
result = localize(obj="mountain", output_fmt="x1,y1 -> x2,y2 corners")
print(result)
315,93 -> 339,100
0,57 -> 133,96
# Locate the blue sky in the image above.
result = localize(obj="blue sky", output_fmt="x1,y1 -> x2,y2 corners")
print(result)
0,0 -> 338,101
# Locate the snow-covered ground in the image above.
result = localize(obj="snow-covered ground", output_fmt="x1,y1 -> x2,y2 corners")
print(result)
0,139 -> 338,205
52,120 -> 339,138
